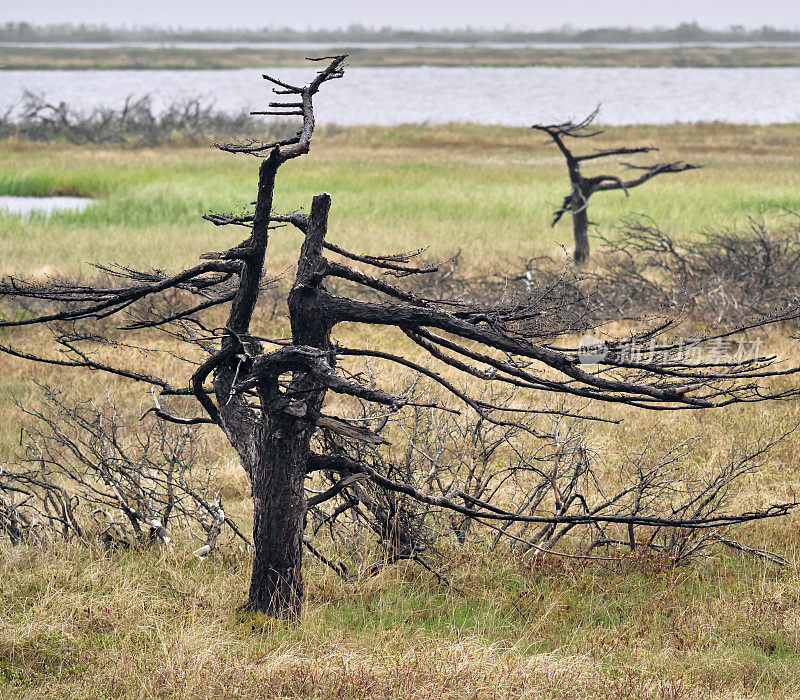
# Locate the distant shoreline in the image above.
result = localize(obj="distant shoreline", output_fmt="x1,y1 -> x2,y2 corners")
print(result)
2,22 -> 800,45
4,45 -> 800,70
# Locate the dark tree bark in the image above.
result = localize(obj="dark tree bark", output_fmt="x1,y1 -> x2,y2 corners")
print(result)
572,205 -> 590,266
245,417 -> 308,617
533,108 -> 700,265
243,194 -> 334,617
2,59 -> 798,620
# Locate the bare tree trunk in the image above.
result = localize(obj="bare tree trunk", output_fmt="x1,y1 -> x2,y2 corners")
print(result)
572,207 -> 590,266
243,194 -> 334,619
243,419 -> 308,618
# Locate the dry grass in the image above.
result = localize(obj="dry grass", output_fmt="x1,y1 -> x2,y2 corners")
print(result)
1,536 -> 798,698
4,45 -> 800,69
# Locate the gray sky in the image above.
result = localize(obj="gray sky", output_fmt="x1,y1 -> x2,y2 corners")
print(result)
3,0 -> 800,31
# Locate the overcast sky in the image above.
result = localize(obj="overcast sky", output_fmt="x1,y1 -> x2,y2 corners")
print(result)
3,0 -> 800,31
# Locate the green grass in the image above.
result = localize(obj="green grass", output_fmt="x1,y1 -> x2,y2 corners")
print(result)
1,123 -> 799,276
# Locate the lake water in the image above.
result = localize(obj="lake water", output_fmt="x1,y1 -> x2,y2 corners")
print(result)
2,66 -> 799,126
0,196 -> 93,217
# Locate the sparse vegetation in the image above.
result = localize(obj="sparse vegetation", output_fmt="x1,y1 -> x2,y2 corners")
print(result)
0,92 -> 296,146
4,59 -> 799,621
587,215 -> 800,323
1,386 -> 247,554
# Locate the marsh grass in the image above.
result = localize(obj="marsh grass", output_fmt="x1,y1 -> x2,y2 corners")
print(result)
1,123 -> 800,697
1,122 -> 798,276
4,45 -> 800,70
0,534 -> 798,698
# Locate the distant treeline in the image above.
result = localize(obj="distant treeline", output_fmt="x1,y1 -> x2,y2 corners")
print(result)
2,21 -> 800,44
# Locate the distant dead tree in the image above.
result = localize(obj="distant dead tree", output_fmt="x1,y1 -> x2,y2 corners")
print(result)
533,107 -> 700,265
1,57 -> 798,620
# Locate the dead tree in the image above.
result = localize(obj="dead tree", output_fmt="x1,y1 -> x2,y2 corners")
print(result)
533,107 -> 701,265
0,385 -> 248,554
1,57 -> 798,619
588,215 -> 800,323
306,380 -> 794,572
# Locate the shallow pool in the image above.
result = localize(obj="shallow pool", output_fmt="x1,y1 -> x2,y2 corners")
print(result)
0,195 -> 93,217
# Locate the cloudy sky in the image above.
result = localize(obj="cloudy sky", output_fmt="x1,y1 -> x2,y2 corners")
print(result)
3,0 -> 800,30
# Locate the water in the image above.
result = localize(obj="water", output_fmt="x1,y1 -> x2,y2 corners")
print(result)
0,196 -> 93,217
2,66 -> 800,126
